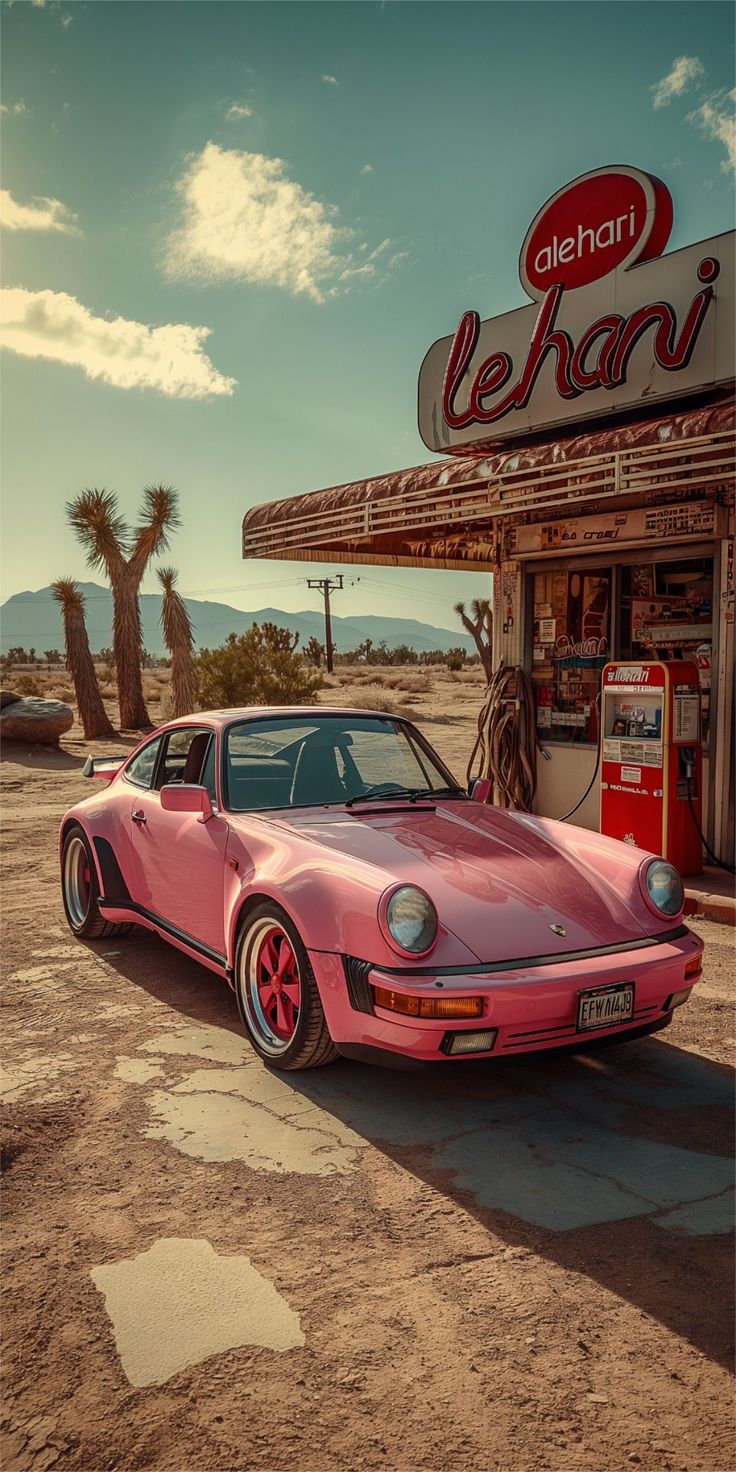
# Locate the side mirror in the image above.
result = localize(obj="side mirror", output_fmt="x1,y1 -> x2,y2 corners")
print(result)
469,777 -> 492,805
160,784 -> 214,822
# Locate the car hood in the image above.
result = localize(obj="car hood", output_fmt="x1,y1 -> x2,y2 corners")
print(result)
266,801 -> 654,965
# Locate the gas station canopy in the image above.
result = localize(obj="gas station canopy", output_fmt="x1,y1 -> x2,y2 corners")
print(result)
242,402 -> 734,572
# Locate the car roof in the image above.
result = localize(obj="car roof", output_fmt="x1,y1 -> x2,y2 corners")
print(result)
153,707 -> 411,732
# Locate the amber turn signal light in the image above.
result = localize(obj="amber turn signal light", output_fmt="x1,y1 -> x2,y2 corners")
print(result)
684,956 -> 702,979
372,987 -> 483,1020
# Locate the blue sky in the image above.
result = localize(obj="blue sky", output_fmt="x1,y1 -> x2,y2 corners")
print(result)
1,0 -> 734,638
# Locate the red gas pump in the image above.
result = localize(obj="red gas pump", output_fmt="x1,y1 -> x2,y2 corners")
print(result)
600,660 -> 702,876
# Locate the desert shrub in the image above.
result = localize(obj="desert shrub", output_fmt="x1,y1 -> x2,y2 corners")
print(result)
344,689 -> 418,720
335,640 -> 420,667
10,674 -> 43,696
444,646 -> 467,671
384,673 -> 430,694
195,624 -> 322,709
417,648 -> 454,666
50,685 -> 74,702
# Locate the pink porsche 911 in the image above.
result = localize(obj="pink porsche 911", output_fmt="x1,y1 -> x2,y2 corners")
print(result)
59,708 -> 704,1071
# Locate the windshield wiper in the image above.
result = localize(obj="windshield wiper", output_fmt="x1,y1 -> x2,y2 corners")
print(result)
346,785 -> 466,807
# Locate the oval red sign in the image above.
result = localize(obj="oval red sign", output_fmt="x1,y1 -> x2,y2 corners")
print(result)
519,166 -> 673,299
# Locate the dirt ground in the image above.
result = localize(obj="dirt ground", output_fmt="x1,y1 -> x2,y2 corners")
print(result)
1,676 -> 735,1472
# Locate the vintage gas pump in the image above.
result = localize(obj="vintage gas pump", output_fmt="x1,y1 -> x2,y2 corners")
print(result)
600,661 -> 703,876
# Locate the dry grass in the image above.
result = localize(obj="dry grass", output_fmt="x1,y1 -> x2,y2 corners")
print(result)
6,674 -> 44,697
382,673 -> 431,694
333,688 -> 419,721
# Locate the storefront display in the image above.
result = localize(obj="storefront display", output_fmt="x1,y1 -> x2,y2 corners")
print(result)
531,569 -> 610,743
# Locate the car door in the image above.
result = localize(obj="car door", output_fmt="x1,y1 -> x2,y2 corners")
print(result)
118,726 -> 229,959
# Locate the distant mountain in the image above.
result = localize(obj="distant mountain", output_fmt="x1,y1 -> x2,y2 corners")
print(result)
0,582 -> 474,658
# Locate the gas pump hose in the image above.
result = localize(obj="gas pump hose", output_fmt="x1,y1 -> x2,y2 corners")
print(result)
684,768 -> 736,876
468,671 -> 604,823
557,692 -> 602,823
467,666 -> 540,812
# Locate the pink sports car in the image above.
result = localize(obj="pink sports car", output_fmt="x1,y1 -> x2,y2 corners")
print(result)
59,708 -> 704,1070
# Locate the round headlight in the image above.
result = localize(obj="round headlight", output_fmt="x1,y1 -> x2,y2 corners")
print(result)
384,886 -> 438,956
644,859 -> 684,917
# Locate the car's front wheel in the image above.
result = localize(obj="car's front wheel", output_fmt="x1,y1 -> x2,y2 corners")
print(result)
235,903 -> 338,1071
61,824 -> 132,940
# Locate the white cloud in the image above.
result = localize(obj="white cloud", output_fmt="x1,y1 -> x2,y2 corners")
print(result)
61,12 -> 73,26
651,55 -> 705,109
360,163 -> 374,175
0,189 -> 80,235
226,102 -> 253,121
31,0 -> 47,7
0,287 -> 236,399
322,74 -> 338,86
688,89 -> 736,173
0,100 -> 28,116
165,141 -> 398,302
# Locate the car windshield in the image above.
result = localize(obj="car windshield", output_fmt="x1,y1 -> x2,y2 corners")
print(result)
224,714 -> 465,812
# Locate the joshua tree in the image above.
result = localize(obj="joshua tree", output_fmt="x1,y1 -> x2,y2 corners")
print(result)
303,635 -> 325,668
157,566 -> 197,718
51,579 -> 115,739
67,485 -> 179,728
454,598 -> 494,681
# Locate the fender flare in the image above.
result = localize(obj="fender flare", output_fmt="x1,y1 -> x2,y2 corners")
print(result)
227,885 -> 310,970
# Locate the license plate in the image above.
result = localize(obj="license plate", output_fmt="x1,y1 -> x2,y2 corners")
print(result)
577,983 -> 634,1032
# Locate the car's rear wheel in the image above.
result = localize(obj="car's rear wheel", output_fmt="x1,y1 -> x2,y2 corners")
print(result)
61,824 -> 133,940
235,903 -> 338,1071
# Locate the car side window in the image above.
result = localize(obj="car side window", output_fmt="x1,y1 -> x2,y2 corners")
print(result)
156,728 -> 213,789
124,735 -> 163,789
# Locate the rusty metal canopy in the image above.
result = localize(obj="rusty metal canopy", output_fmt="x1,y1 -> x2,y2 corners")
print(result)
242,402 -> 735,571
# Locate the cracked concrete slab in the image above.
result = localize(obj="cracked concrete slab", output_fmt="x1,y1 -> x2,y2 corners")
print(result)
138,1024 -> 247,1066
144,1079 -> 362,1173
430,1107 -> 734,1232
91,1238 -> 304,1387
114,1056 -> 165,1085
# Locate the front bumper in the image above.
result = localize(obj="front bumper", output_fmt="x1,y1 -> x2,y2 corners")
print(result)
309,926 -> 704,1063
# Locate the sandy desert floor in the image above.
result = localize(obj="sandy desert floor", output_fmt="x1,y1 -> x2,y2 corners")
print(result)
1,669 -> 734,1472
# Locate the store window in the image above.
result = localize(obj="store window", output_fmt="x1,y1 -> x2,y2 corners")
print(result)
620,556 -> 713,743
530,567 -> 611,744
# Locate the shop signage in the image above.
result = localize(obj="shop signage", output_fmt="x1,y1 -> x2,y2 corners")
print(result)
418,165 -> 735,454
519,167 -> 673,298
507,500 -> 725,557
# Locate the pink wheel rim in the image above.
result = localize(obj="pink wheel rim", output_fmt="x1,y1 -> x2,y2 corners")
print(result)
254,925 -> 301,1042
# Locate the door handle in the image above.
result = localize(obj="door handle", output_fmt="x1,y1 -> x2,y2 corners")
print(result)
131,810 -> 147,826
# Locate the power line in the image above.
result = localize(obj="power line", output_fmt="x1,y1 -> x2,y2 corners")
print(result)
1,577 -> 306,604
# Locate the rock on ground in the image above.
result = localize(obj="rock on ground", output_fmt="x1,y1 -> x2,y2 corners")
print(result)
0,697 -> 74,745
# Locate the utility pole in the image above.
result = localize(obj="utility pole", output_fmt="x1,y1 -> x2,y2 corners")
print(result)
307,575 -> 343,673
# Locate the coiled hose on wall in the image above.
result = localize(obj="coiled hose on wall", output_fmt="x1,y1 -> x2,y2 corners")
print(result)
467,666 -> 540,812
